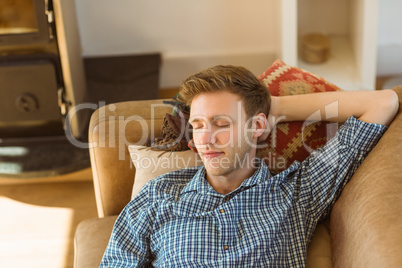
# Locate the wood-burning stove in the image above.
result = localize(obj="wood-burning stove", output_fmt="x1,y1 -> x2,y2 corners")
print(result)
0,0 -> 87,139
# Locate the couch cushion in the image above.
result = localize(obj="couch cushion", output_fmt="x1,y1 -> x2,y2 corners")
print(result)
256,59 -> 342,173
307,220 -> 332,267
74,216 -> 117,268
129,145 -> 202,199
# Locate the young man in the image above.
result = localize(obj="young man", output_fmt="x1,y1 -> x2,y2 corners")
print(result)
101,65 -> 398,267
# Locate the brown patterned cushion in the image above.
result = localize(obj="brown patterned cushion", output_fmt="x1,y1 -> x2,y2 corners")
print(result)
256,59 -> 342,173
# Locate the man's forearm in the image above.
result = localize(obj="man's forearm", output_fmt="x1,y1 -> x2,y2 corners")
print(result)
269,90 -> 398,127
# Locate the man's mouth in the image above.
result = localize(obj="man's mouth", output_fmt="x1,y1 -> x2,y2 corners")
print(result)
201,150 -> 224,159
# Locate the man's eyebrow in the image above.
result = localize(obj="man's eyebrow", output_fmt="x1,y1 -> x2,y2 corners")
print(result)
189,115 -> 235,123
212,115 -> 234,121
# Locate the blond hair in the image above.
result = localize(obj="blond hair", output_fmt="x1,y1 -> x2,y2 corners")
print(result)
179,65 -> 270,118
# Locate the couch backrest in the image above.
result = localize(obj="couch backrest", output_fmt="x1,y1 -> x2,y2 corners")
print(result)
330,86 -> 402,267
88,99 -> 172,217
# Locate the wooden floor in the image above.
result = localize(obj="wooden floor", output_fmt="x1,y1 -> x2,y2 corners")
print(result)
0,168 -> 98,268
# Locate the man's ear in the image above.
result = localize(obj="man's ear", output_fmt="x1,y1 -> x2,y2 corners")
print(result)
252,113 -> 267,139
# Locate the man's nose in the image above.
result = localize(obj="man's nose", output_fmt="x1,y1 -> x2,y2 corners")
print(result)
197,129 -> 216,145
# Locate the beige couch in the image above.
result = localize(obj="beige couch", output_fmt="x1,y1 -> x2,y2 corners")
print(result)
74,87 -> 402,268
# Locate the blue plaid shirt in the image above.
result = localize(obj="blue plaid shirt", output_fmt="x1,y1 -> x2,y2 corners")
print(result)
101,117 -> 386,267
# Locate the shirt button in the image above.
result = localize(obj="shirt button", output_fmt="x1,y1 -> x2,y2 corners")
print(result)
219,209 -> 225,213
225,196 -> 230,202
223,245 -> 229,250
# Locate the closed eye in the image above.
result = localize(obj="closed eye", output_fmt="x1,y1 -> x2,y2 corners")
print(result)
214,120 -> 230,128
191,122 -> 204,130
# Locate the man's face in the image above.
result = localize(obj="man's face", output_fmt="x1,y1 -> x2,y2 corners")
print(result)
189,91 -> 256,178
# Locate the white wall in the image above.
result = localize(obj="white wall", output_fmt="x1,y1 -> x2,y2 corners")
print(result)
377,0 -> 402,76
74,0 -> 402,87
377,0 -> 402,46
297,0 -> 350,36
75,0 -> 281,88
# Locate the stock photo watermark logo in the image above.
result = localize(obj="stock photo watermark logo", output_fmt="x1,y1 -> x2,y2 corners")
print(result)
129,151 -> 203,174
63,100 -> 341,163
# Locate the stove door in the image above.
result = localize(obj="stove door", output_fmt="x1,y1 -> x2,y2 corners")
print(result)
0,55 -> 64,138
0,0 -> 51,46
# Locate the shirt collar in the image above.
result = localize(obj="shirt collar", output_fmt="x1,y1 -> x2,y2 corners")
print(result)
240,158 -> 270,188
181,158 -> 271,196
180,166 -> 210,195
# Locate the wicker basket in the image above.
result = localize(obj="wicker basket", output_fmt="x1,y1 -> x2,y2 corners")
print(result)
301,33 -> 330,63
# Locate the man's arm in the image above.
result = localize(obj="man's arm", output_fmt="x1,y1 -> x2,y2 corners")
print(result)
271,90 -> 396,220
269,89 -> 399,127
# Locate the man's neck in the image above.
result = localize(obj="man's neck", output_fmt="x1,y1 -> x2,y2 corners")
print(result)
206,162 -> 257,195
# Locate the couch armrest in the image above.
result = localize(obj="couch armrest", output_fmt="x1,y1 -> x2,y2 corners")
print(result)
89,99 -> 172,217
74,216 -> 117,268
330,86 -> 402,267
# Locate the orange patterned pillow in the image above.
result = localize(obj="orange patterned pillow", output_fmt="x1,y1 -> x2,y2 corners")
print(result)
256,60 -> 342,173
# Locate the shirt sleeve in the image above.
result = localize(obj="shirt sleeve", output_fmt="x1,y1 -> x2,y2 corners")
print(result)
100,184 -> 155,267
300,116 -> 387,221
